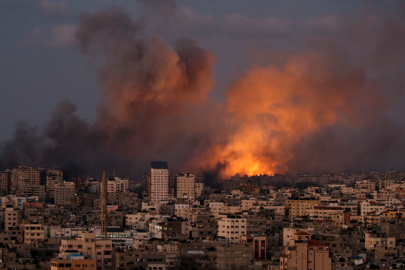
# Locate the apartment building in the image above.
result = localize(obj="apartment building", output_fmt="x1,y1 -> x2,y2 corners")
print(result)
107,177 -> 129,194
51,256 -> 96,270
21,222 -> 45,244
175,173 -> 195,200
0,170 -> 11,193
13,166 -> 41,191
240,235 -> 267,261
54,182 -> 76,205
45,169 -> 63,198
286,198 -> 319,217
355,180 -> 376,191
59,232 -> 113,270
280,239 -> 332,270
218,216 -> 247,244
4,205 -> 23,230
308,205 -> 344,225
364,232 -> 396,251
149,162 -> 169,203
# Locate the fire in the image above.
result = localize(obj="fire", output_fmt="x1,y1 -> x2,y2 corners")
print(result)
197,52 -> 368,178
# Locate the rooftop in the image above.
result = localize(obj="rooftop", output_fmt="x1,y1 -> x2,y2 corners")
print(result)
151,162 -> 168,169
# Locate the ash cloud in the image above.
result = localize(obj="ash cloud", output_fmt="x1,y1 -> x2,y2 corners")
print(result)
2,3 -> 405,180
0,6 -> 215,178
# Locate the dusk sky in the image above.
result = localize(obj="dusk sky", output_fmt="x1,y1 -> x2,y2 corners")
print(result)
1,0 -> 405,178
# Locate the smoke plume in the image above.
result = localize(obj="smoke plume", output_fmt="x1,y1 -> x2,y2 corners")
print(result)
2,3 -> 405,180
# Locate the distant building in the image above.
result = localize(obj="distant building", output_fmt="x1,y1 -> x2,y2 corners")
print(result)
355,180 -> 376,191
59,232 -> 113,270
194,182 -> 204,198
175,173 -> 195,200
0,170 -> 11,193
107,177 -> 129,194
45,169 -> 63,198
21,222 -> 46,244
218,216 -> 247,244
54,182 -> 76,205
4,205 -> 22,230
149,162 -> 169,203
280,239 -> 332,270
12,166 -> 41,191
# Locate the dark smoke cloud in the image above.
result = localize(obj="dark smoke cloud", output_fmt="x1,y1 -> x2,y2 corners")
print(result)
0,6 -> 215,179
2,3 -> 405,181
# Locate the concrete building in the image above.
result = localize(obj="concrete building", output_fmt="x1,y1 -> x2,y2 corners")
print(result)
216,244 -> 252,270
280,239 -> 332,270
308,205 -> 344,226
13,166 -> 41,191
240,235 -> 267,261
51,256 -> 96,270
364,232 -> 396,251
21,222 -> 46,244
175,173 -> 195,200
0,170 -> 11,193
218,215 -> 247,244
149,162 -> 169,203
286,198 -> 319,217
59,232 -> 113,270
54,182 -> 76,205
45,169 -> 63,198
4,205 -> 23,230
107,177 -> 129,194
355,180 -> 376,191
194,182 -> 204,198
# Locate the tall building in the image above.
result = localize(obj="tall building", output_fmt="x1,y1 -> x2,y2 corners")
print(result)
149,162 -> 169,203
45,169 -> 63,198
72,175 -> 86,189
100,171 -> 108,240
175,173 -> 195,200
218,215 -> 247,244
12,166 -> 41,191
0,170 -> 11,193
194,182 -> 204,198
54,182 -> 76,205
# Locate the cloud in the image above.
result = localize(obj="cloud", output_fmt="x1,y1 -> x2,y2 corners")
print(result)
18,24 -> 77,49
306,15 -> 342,32
222,13 -> 292,38
38,1 -> 70,16
137,0 -> 177,17
46,24 -> 78,48
0,0 -> 35,8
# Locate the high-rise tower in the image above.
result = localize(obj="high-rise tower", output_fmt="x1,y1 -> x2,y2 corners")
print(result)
100,171 -> 108,239
149,162 -> 169,203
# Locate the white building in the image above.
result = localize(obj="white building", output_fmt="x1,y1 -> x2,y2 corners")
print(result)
149,162 -> 169,203
217,216 -> 247,244
107,177 -> 129,193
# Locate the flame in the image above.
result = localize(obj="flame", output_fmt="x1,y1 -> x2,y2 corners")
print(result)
197,52 -> 367,178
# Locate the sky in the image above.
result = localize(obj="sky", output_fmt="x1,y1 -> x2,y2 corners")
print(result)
0,0 -> 405,179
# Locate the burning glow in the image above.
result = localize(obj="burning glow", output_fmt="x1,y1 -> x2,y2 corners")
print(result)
198,52 -> 368,178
